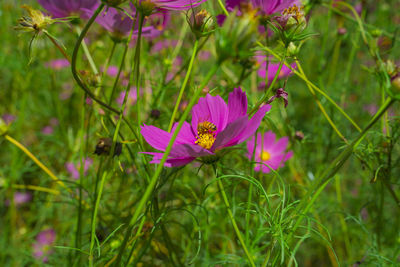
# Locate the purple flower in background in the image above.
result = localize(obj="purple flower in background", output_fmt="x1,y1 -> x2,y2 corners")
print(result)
141,87 -> 270,167
247,131 -> 292,173
2,114 -> 16,124
251,0 -> 300,15
37,0 -> 100,19
32,229 -> 56,263
65,157 -> 93,179
41,118 -> 59,136
96,6 -> 135,37
45,59 -> 70,70
257,60 -> 296,82
5,192 -> 32,206
226,0 -> 299,15
116,89 -> 137,107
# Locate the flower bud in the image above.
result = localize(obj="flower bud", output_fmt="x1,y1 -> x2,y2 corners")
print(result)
188,9 -> 214,39
287,42 -> 299,56
136,0 -> 156,16
392,75 -> 400,93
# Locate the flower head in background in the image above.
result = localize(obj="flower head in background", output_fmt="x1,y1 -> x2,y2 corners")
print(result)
5,192 -> 32,207
45,59 -> 70,70
141,87 -> 270,167
247,131 -> 292,173
37,0 -> 100,19
225,0 -> 299,16
65,157 -> 93,179
32,229 -> 56,263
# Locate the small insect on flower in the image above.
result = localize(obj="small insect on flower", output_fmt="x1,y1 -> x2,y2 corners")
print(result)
197,120 -> 217,134
94,137 -> 122,157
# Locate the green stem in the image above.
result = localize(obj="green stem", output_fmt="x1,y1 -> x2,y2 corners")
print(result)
75,25 -> 99,77
114,64 -> 220,265
217,179 -> 255,267
101,40 -> 117,87
249,54 -> 285,116
217,0 -> 229,16
168,39 -> 199,132
71,3 -> 120,115
108,43 -> 128,105
290,98 -> 395,238
259,44 -> 362,132
89,169 -> 109,266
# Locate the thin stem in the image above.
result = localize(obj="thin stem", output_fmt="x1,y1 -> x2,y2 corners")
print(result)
217,0 -> 229,16
71,3 -> 121,115
290,97 -> 395,238
89,169 -> 109,266
75,26 -> 99,76
249,54 -> 285,116
168,39 -> 199,132
258,44 -> 362,132
43,30 -> 71,62
217,178 -> 255,267
108,43 -> 128,105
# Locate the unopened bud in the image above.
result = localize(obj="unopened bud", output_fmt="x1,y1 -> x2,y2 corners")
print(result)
287,42 -> 299,56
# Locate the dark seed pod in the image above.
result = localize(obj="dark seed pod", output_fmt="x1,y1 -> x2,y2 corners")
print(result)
94,137 -> 122,157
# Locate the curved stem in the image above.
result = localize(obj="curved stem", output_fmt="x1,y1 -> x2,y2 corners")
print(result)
259,44 -> 362,132
71,3 -> 120,115
168,39 -> 199,132
290,97 -> 395,238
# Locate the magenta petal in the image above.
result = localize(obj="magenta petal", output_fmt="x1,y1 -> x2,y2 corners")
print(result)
191,94 -> 229,134
170,143 -> 214,158
227,87 -> 248,124
171,121 -> 196,145
141,124 -> 172,151
206,94 -> 229,133
212,116 -> 248,150
270,136 -> 289,154
191,97 -> 210,133
262,131 -> 276,150
237,105 -> 271,144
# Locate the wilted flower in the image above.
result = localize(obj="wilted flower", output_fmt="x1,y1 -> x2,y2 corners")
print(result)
141,87 -> 270,167
65,158 -> 93,179
247,131 -> 292,173
15,5 -> 55,33
32,229 -> 56,263
266,88 -> 289,107
37,0 -> 100,19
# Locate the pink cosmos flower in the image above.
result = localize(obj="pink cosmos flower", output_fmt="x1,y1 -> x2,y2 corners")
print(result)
141,87 -> 270,167
45,59 -> 70,70
226,0 -> 300,15
37,0 -> 100,19
32,229 -> 56,263
247,131 -> 293,173
65,157 -> 93,179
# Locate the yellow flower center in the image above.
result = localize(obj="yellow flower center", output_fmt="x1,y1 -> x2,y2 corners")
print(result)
261,150 -> 271,161
195,132 -> 216,150
195,120 -> 217,150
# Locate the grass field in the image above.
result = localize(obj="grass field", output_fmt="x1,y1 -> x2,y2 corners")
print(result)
1,0 -> 400,266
